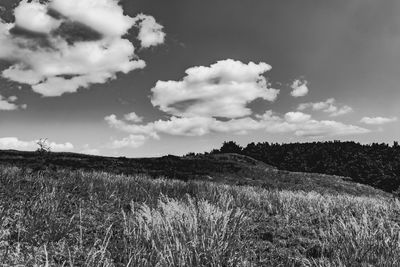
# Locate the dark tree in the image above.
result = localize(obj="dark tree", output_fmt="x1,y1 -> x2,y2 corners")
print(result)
212,140 -> 400,193
219,141 -> 243,154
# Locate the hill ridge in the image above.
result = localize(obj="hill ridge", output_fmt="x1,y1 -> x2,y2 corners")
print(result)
0,150 -> 389,197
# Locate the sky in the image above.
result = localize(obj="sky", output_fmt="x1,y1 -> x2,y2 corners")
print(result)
0,0 -> 399,157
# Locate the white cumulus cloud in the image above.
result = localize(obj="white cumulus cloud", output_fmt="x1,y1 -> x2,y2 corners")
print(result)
298,98 -> 353,117
0,95 -> 26,110
0,0 -> 165,97
15,0 -> 61,34
105,60 -> 370,148
106,110 -> 369,142
284,112 -> 312,123
124,112 -> 143,123
290,79 -> 309,97
49,0 -> 134,37
151,59 -> 279,119
134,14 -> 166,48
109,134 -> 148,149
360,116 -> 398,125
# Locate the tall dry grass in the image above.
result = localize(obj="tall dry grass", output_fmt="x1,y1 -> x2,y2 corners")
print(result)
122,195 -> 247,266
0,166 -> 399,266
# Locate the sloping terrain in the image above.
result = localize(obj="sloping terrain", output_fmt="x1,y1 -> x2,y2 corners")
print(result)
0,166 -> 398,266
216,141 -> 400,193
0,150 -> 389,197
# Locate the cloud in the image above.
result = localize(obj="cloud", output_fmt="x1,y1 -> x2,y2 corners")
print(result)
134,14 -> 166,48
124,112 -> 143,123
106,110 -> 369,143
289,119 -> 369,137
284,111 -> 312,123
8,96 -> 17,102
109,134 -> 148,149
259,111 -> 369,137
0,0 -> 165,97
298,98 -> 353,117
50,141 -> 74,152
0,137 -> 73,152
105,114 -> 158,138
106,114 -> 260,139
105,60 -> 370,148
329,106 -> 353,117
290,79 -> 309,97
298,98 -> 335,111
49,0 -> 134,37
0,95 -> 26,110
151,59 -> 279,119
80,144 -> 100,155
15,0 -> 61,34
360,116 -> 398,125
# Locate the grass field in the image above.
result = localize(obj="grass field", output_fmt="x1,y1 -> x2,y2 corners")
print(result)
1,166 -> 400,266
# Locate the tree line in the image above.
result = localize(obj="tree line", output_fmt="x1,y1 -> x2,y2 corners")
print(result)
209,140 -> 400,193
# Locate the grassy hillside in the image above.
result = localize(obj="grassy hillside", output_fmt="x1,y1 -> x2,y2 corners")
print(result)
213,141 -> 400,193
1,166 -> 399,266
0,150 -> 389,197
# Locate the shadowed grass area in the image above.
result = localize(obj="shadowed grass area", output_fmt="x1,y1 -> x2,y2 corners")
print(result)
0,150 -> 389,198
1,166 -> 399,266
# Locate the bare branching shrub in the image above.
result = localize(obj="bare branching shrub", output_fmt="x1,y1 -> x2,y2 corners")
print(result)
36,138 -> 51,154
